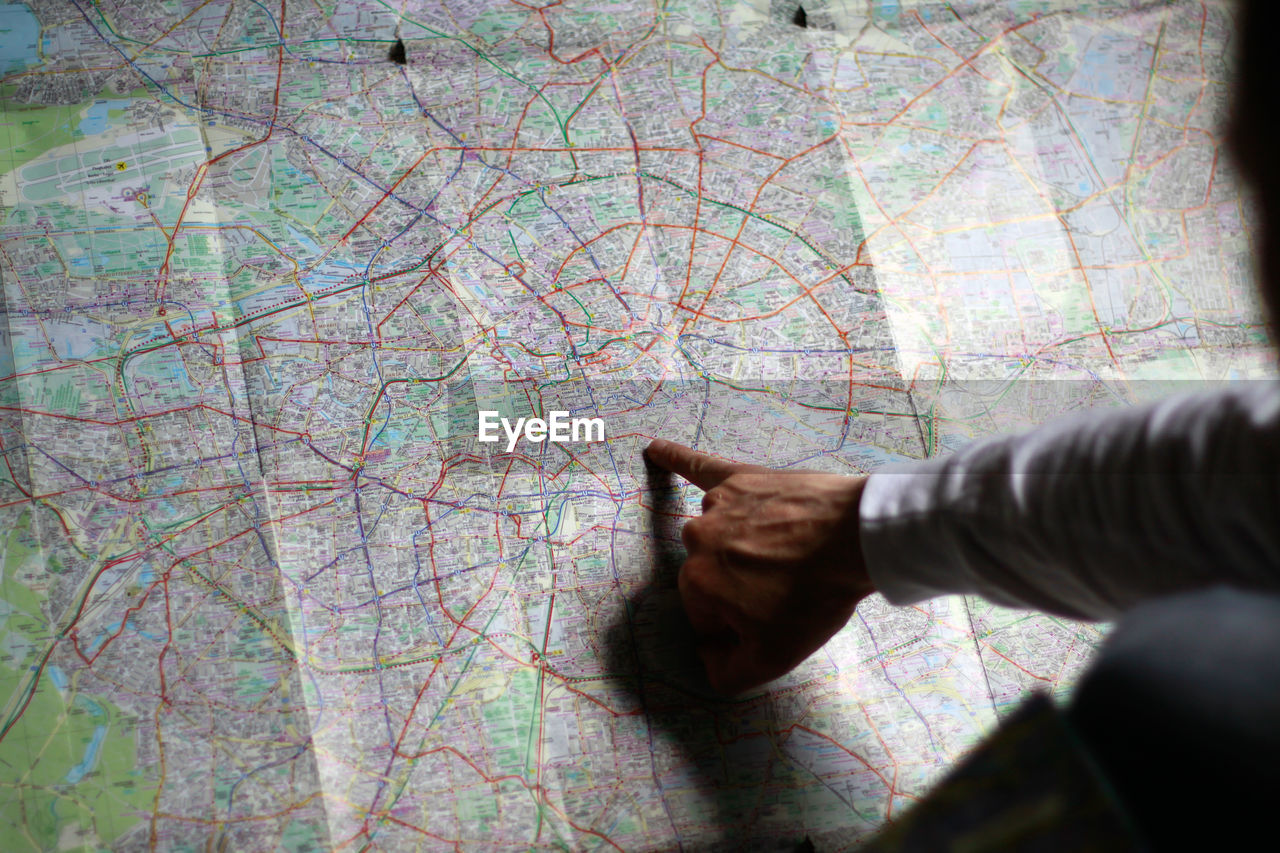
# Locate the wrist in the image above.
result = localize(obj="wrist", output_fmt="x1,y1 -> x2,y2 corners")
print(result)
845,476 -> 875,598
819,474 -> 874,604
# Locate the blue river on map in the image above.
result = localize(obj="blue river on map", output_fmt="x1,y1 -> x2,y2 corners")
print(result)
284,223 -> 323,258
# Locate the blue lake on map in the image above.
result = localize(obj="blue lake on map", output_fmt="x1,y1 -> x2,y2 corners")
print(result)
65,725 -> 107,784
57,695 -> 108,785
875,0 -> 901,19
0,2 -> 39,76
78,99 -> 135,137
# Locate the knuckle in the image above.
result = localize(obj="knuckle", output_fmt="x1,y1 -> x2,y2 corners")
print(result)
681,518 -> 705,549
678,557 -> 711,599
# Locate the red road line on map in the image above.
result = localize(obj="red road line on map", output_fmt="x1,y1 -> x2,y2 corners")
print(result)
982,643 -> 1053,682
0,479 -> 336,512
340,148 -> 433,242
519,0 -> 602,67
367,744 -> 625,850
72,581 -> 163,665
698,136 -> 850,340
783,723 -> 897,793
551,219 -> 867,315
914,10 -> 994,83
1059,221 -> 1120,369
0,402 -> 304,437
697,133 -> 788,162
0,482 -> 339,740
362,814 -> 462,850
374,271 -> 436,341
858,704 -> 908,817
675,39 -> 720,319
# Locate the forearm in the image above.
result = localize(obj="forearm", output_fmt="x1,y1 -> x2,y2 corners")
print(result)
859,383 -> 1280,620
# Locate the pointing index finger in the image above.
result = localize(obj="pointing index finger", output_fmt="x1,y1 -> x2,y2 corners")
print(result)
645,438 -> 743,490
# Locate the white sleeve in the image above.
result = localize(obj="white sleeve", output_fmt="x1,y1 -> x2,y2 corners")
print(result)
858,383 -> 1280,621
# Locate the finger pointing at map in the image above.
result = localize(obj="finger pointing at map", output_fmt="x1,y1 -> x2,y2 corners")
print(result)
644,439 -> 875,695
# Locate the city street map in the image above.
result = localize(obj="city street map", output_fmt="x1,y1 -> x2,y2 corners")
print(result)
0,0 -> 1273,849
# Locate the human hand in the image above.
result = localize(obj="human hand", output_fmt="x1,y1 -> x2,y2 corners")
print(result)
644,438 -> 874,695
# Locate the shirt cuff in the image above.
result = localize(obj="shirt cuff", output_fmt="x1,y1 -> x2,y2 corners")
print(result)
858,459 -> 979,606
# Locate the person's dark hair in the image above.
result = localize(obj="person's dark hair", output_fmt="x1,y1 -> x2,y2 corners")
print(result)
1228,0 -> 1280,329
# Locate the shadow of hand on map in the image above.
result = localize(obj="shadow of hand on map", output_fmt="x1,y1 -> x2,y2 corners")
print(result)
599,460 -> 813,851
